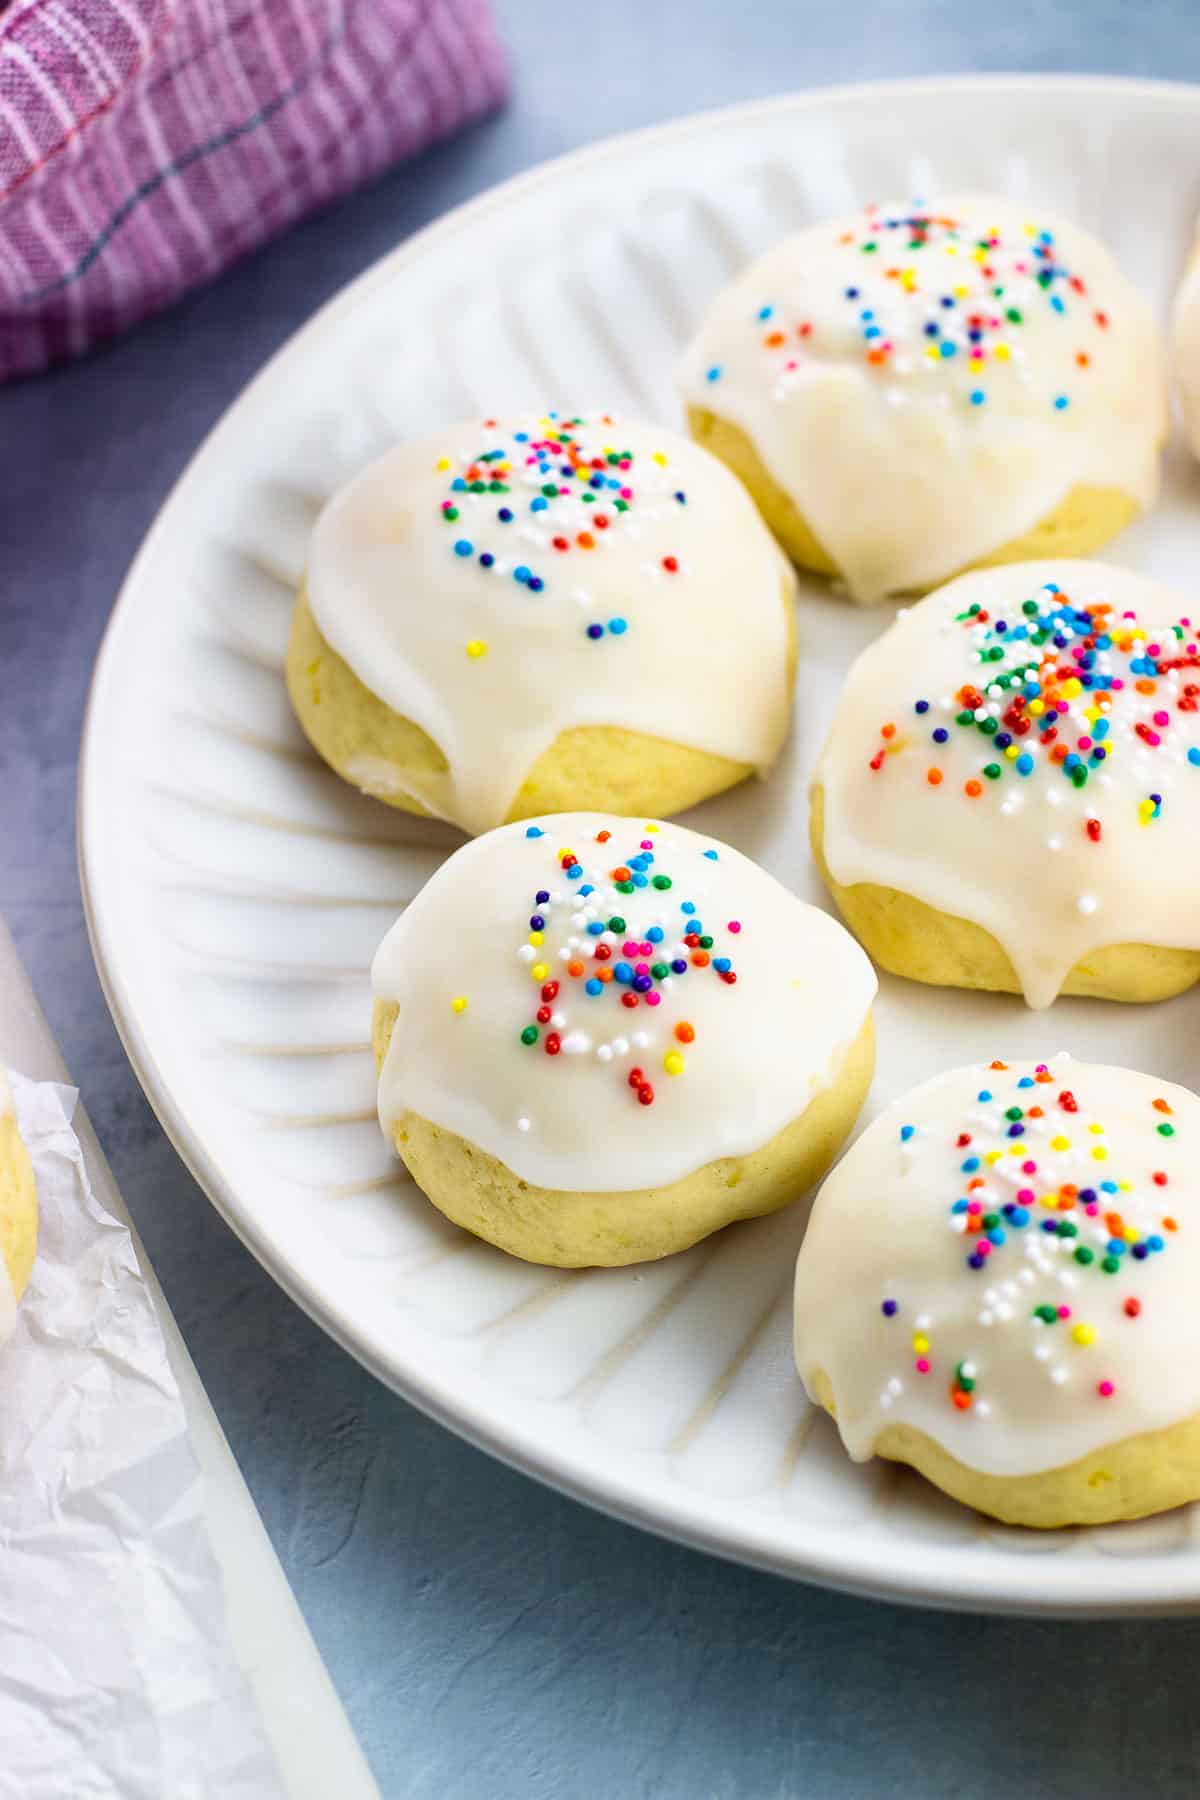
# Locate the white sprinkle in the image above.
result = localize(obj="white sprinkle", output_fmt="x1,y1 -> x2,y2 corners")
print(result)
551,1011 -> 566,1029
888,1377 -> 903,1396
1077,894 -> 1098,915
975,1401 -> 992,1419
517,945 -> 536,964
613,1036 -> 630,1057
633,1031 -> 650,1050
516,1117 -> 531,1132
1035,1344 -> 1051,1362
880,1392 -> 894,1410
960,1361 -> 977,1379
597,1045 -> 613,1063
979,1311 -> 994,1327
561,1031 -> 590,1055
1047,836 -> 1063,852
1046,789 -> 1062,808
1051,1367 -> 1068,1386
916,1313 -> 932,1331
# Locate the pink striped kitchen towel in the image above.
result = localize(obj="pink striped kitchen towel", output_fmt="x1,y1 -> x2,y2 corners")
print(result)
0,0 -> 507,379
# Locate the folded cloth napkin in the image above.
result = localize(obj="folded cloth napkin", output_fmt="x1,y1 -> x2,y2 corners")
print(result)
0,0 -> 506,379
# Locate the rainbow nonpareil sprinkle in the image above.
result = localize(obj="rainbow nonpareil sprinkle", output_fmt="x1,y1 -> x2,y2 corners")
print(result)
512,824 -> 738,1106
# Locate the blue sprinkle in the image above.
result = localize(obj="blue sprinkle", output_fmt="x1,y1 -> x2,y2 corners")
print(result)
933,727 -> 949,744
1010,1207 -> 1029,1227
1107,1239 -> 1126,1257
881,1299 -> 898,1317
968,1252 -> 986,1271
757,305 -> 773,321
939,340 -> 957,358
1017,753 -> 1034,775
632,874 -> 648,888
900,1124 -> 915,1142
952,1198 -> 968,1214
498,507 -> 513,522
526,827 -> 544,839
1018,1077 -> 1035,1088
514,564 -> 531,584
530,497 -> 548,513
613,962 -> 634,985
712,957 -> 732,973
1148,1234 -> 1165,1252
670,958 -> 688,974
451,478 -> 467,491
608,617 -> 628,635
674,491 -> 687,504
681,902 -> 696,915
923,322 -> 940,338
587,921 -> 605,936
915,700 -> 929,714
453,539 -> 472,557
1053,394 -> 1069,410
528,576 -> 544,592
647,926 -> 664,943
585,978 -> 602,996
845,286 -> 860,299
1189,748 -> 1200,768
479,552 -> 494,568
566,865 -> 582,880
579,885 -> 594,897
586,623 -> 604,640
706,365 -> 722,383
514,432 -> 529,443
1101,1181 -> 1119,1194
1050,295 -> 1065,313
703,850 -> 719,860
961,1156 -> 980,1173
988,1229 -> 1006,1246
969,389 -> 986,406
978,1090 -> 993,1103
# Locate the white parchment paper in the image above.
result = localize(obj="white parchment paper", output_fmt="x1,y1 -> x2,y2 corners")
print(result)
0,1073 -> 286,1800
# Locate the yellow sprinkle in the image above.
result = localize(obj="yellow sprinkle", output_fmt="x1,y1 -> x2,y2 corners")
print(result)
953,284 -> 969,298
1007,1146 -> 1024,1158
912,1334 -> 930,1355
1029,699 -> 1045,716
993,343 -> 1011,362
528,931 -> 544,947
1088,1123 -> 1104,1135
465,639 -> 487,659
663,1051 -> 685,1076
1004,744 -> 1020,760
652,451 -> 668,466
1061,677 -> 1082,699
1123,1225 -> 1139,1243
1041,1192 -> 1059,1209
1118,1180 -> 1132,1193
1050,1135 -> 1070,1152
644,823 -> 660,833
984,1150 -> 1003,1165
972,246 -> 986,262
1072,1324 -> 1096,1348
924,344 -> 940,361
531,963 -> 548,982
1091,1146 -> 1109,1161
435,456 -> 451,470
450,996 -> 468,1014
1138,800 -> 1156,824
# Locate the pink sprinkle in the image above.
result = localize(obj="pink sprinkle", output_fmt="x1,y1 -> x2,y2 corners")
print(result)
638,942 -> 653,956
1057,1305 -> 1071,1319
635,963 -> 650,977
728,921 -> 742,934
640,840 -> 653,849
645,992 -> 661,1007
623,942 -> 639,956
1153,710 -> 1170,727
977,1240 -> 992,1257
1055,700 -> 1070,715
1022,1160 -> 1038,1175
1111,677 -> 1125,690
1098,1380 -> 1115,1398
1017,1188 -> 1034,1204
619,487 -> 633,499
1085,1203 -> 1100,1216
1077,736 -> 1092,752
967,1201 -> 982,1215
916,1358 -> 931,1374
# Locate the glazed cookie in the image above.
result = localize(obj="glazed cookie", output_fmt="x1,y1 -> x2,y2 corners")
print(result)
795,1056 -> 1200,1527
371,813 -> 876,1266
680,197 -> 1166,601
290,414 -> 797,835
0,1071 -> 38,1342
811,560 -> 1200,1009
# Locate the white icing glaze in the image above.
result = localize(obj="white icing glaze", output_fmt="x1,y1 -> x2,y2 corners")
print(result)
1170,242 -> 1200,460
795,1056 -> 1200,1479
815,560 -> 1200,1009
679,196 -> 1166,600
0,1071 -> 18,1345
372,813 -> 876,1193
306,415 -> 796,834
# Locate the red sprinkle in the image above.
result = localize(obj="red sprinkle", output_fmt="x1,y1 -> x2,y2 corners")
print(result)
1124,1298 -> 1141,1318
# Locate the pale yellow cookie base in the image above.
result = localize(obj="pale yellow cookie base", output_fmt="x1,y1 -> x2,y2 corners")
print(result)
287,587 -> 796,827
0,1111 -> 38,1304
809,1370 -> 1200,1527
686,406 -> 1141,599
372,1001 -> 874,1267
810,786 -> 1200,1004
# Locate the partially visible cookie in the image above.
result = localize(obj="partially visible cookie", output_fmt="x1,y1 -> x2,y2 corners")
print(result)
0,1071 -> 38,1341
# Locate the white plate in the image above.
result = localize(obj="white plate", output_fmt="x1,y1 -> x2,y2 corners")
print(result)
81,75 -> 1200,1616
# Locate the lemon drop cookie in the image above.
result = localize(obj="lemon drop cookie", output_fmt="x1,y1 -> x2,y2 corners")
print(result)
0,1071 -> 38,1342
795,1056 -> 1200,1526
680,197 -> 1166,600
811,560 -> 1200,1009
289,414 -> 797,835
371,813 -> 876,1266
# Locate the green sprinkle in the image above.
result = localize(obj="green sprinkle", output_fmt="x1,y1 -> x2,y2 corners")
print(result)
984,763 -> 1002,780
651,875 -> 672,890
956,709 -> 975,726
698,935 -> 714,950
1158,1122 -> 1176,1137
616,881 -> 635,895
1006,307 -> 1023,324
443,506 -> 459,522
520,1026 -> 538,1046
1059,1221 -> 1078,1239
1033,1304 -> 1058,1324
541,483 -> 557,497
607,916 -> 625,933
1005,1106 -> 1023,1121
1074,1246 -> 1095,1265
651,962 -> 670,980
1101,1255 -> 1121,1274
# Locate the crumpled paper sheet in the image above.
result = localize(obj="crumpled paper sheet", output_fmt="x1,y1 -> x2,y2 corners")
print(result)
0,1074 -> 285,1800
